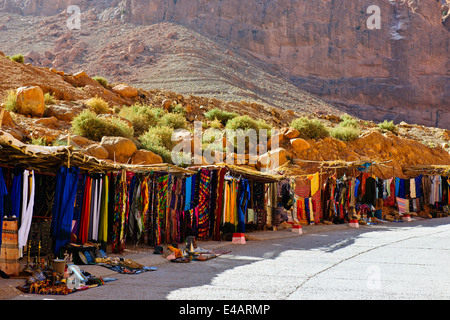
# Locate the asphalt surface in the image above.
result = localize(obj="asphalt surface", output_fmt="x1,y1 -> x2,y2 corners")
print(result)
1,217 -> 450,301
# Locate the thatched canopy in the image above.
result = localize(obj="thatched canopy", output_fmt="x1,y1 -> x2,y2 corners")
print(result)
402,165 -> 450,177
187,163 -> 285,183
0,130 -> 194,175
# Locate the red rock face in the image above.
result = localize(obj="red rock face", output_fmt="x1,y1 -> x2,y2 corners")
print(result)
1,0 -> 449,128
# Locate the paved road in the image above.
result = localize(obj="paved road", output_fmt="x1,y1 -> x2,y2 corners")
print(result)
5,217 -> 450,301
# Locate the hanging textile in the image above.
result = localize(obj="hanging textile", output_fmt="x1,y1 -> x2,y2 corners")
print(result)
237,178 -> 250,233
10,167 -> 22,219
32,173 -> 56,218
213,168 -> 226,240
90,174 -> 103,241
98,174 -> 109,244
184,176 -> 193,211
362,176 -> 377,206
140,177 -> 150,244
18,170 -> 35,249
396,197 -> 409,213
50,166 -> 79,256
322,176 -> 336,222
222,177 -> 237,234
196,169 -> 210,240
0,168 -> 8,246
78,175 -> 91,244
155,174 -> 169,246
128,176 -> 143,244
309,172 -> 320,196
71,173 -> 86,241
112,171 -> 128,253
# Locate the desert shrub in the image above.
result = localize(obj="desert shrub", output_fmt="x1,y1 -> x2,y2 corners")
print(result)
3,90 -> 17,112
139,126 -> 175,163
9,54 -> 24,64
31,137 -> 46,146
208,119 -> 222,130
157,112 -> 187,129
378,120 -> 397,133
290,117 -> 329,139
52,139 -> 68,146
330,125 -> 360,141
339,115 -> 359,129
119,104 -> 158,136
44,92 -> 55,105
150,107 -> 166,120
71,110 -> 133,141
93,76 -> 108,88
225,115 -> 273,149
226,115 -> 260,131
171,103 -> 186,116
86,96 -> 110,115
205,108 -> 238,125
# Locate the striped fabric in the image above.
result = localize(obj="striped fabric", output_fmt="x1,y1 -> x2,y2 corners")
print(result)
396,197 -> 409,213
156,174 -> 169,246
196,169 -> 210,240
295,177 -> 311,198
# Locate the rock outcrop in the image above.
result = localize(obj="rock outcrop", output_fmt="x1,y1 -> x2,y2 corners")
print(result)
0,0 -> 448,128
15,85 -> 45,117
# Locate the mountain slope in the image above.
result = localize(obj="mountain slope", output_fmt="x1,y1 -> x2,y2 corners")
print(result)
0,0 -> 448,128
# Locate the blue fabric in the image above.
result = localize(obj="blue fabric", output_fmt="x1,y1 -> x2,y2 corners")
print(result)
398,178 -> 405,198
237,179 -> 250,233
354,179 -> 360,198
395,177 -> 400,197
51,166 -> 80,256
0,169 -> 8,247
184,176 -> 192,211
414,175 -> 422,198
11,169 -> 22,219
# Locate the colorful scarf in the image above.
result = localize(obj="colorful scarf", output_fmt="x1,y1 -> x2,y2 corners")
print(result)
196,169 -> 211,240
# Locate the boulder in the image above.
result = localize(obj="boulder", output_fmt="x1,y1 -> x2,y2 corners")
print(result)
267,133 -> 284,149
100,136 -> 137,163
258,147 -> 288,170
86,144 -> 109,160
131,149 -> 163,165
0,107 -> 15,127
33,116 -> 59,129
284,128 -> 300,139
112,83 -> 138,98
290,138 -> 311,152
45,103 -> 84,121
15,86 -> 45,117
162,99 -> 174,111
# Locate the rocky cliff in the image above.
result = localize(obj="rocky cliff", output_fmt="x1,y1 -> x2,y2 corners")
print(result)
1,0 -> 449,128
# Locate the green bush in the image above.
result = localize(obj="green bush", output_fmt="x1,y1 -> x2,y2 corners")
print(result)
226,115 -> 261,131
208,119 -> 222,130
205,108 -> 239,125
378,120 -> 397,133
119,104 -> 158,136
9,54 -> 24,64
31,137 -> 46,146
93,76 -> 108,88
330,125 -> 360,141
225,115 -> 273,149
339,115 -> 359,129
44,92 -> 56,105
3,90 -> 17,112
71,110 -> 133,141
171,103 -> 186,116
86,96 -> 110,115
139,126 -> 175,163
157,112 -> 187,129
290,117 -> 329,139
150,107 -> 166,120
